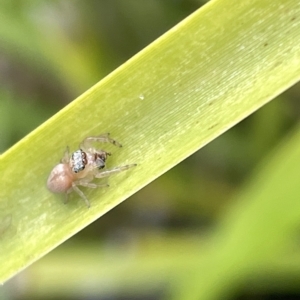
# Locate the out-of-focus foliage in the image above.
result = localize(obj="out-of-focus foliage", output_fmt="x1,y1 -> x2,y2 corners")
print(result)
1,1 -> 300,300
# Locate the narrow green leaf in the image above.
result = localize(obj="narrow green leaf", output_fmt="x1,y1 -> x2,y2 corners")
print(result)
0,0 -> 300,283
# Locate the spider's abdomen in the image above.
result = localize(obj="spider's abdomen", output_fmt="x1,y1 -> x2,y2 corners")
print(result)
47,163 -> 73,193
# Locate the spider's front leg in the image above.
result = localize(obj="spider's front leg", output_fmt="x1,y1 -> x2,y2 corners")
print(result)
80,133 -> 122,151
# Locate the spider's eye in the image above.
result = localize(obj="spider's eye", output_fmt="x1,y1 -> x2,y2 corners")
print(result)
71,149 -> 87,173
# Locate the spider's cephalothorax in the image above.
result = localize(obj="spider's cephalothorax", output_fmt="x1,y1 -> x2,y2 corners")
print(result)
47,133 -> 136,208
71,149 -> 87,173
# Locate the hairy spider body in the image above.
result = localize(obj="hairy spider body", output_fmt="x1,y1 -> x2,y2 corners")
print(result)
47,133 -> 136,208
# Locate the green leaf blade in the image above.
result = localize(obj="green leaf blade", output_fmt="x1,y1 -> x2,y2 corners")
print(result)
1,0 -> 300,283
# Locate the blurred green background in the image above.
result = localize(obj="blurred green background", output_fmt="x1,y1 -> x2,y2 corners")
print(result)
1,1 -> 300,300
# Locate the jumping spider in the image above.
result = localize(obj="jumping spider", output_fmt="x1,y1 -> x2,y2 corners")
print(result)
47,133 -> 136,208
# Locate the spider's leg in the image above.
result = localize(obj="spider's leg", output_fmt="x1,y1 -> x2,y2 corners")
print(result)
80,133 -> 122,150
63,192 -> 70,204
76,181 -> 109,189
95,164 -> 137,179
61,146 -> 70,164
72,183 -> 90,208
